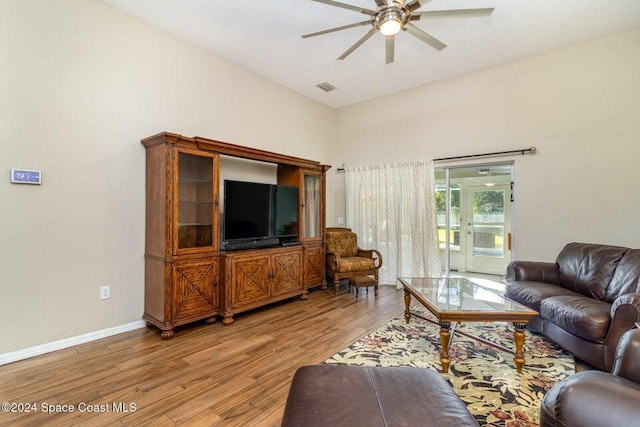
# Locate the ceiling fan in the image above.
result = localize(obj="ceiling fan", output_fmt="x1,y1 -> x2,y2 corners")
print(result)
303,0 -> 494,64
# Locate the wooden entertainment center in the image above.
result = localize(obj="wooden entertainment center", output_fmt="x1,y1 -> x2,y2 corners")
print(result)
142,132 -> 330,338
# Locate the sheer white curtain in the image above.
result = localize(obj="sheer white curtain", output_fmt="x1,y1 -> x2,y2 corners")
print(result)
345,160 -> 441,287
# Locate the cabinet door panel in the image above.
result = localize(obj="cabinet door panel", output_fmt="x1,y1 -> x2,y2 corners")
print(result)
172,259 -> 218,322
174,149 -> 219,255
303,171 -> 322,241
232,256 -> 270,306
304,245 -> 325,287
273,251 -> 303,296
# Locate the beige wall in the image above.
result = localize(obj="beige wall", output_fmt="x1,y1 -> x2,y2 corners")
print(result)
333,27 -> 640,262
0,0 -> 336,354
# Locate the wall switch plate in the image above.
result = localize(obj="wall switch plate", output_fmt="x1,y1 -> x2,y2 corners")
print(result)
100,285 -> 111,300
11,169 -> 42,184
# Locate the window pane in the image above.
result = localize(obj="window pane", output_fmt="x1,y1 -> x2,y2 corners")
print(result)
473,190 -> 505,223
472,225 -> 505,258
435,184 -> 460,250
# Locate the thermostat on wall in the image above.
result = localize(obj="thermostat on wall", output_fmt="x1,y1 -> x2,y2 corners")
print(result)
11,169 -> 42,185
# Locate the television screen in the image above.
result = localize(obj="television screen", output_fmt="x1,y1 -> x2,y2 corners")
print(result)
223,180 -> 299,244
223,180 -> 272,241
273,185 -> 298,238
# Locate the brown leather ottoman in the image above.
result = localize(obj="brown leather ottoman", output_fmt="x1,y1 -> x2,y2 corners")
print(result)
281,365 -> 479,427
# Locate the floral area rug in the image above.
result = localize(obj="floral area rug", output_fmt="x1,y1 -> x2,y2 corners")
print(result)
324,309 -> 575,427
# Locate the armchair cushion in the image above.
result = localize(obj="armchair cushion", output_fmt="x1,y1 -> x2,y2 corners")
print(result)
326,231 -> 358,257
336,257 -> 377,273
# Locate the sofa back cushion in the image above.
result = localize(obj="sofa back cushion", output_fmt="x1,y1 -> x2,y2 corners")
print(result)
556,243 -> 628,301
606,249 -> 640,302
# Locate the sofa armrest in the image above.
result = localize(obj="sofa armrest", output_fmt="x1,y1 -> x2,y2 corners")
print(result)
604,294 -> 640,371
506,261 -> 559,284
541,371 -> 640,427
611,328 -> 640,382
357,249 -> 383,269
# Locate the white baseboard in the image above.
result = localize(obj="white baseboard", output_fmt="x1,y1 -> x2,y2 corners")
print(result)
0,320 -> 146,366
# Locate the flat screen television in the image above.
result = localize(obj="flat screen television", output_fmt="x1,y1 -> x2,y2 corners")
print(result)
223,180 -> 299,248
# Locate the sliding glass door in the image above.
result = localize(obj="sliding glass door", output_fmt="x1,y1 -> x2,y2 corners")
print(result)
435,163 -> 513,276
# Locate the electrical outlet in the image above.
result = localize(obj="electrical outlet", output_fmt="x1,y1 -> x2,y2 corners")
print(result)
337,217 -> 345,225
100,285 -> 111,300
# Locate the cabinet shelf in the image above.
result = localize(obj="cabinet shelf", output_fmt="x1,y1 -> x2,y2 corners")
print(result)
179,200 -> 214,205
179,177 -> 212,184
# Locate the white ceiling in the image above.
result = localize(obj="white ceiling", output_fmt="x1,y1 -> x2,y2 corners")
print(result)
100,0 -> 640,108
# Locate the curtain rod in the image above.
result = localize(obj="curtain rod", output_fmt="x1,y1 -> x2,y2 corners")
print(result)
434,147 -> 536,162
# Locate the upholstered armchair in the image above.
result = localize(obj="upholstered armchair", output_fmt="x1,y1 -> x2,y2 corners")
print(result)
325,227 -> 382,294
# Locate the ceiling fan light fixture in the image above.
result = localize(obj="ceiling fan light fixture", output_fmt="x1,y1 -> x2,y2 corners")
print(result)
380,17 -> 402,35
376,8 -> 405,36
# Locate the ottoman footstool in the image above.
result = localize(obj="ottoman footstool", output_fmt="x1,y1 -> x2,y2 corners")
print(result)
281,365 -> 479,427
349,275 -> 378,299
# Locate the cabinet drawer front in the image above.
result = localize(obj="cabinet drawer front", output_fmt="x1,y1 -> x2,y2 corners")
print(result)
172,260 -> 218,321
273,251 -> 303,296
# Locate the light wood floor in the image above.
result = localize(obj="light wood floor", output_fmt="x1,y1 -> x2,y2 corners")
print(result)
0,285 -> 406,426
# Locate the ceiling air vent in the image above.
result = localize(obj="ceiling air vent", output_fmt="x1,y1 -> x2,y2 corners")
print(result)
316,82 -> 336,92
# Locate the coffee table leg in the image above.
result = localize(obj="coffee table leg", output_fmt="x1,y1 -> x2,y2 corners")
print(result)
403,290 -> 411,324
513,322 -> 527,373
439,321 -> 452,373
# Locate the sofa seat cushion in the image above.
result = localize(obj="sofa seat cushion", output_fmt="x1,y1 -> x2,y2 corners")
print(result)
337,256 -> 376,273
505,281 -> 577,313
541,295 -> 611,343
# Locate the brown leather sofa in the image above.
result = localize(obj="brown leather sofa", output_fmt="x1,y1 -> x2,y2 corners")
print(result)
506,242 -> 640,371
540,327 -> 640,427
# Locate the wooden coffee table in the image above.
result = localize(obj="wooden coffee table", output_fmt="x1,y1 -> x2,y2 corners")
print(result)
399,277 -> 539,373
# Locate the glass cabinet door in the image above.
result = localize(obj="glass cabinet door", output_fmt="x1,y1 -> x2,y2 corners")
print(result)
303,171 -> 321,240
176,151 -> 217,252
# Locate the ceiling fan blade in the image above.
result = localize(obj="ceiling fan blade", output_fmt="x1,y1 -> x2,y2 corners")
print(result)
413,8 -> 495,19
393,0 -> 406,6
405,0 -> 432,13
302,21 -> 371,38
385,35 -> 395,64
374,0 -> 387,7
311,0 -> 375,16
338,27 -> 378,60
404,23 -> 446,51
